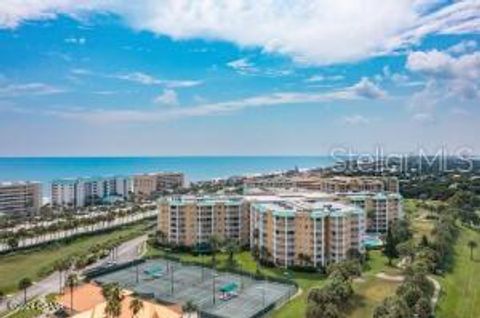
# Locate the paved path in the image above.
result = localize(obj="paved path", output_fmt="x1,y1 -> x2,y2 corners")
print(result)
0,234 -> 147,313
427,276 -> 441,311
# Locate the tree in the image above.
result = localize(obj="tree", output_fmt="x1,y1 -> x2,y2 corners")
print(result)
54,259 -> 69,294
66,273 -> 78,314
414,297 -> 432,318
209,234 -> 223,268
396,240 -> 417,264
7,236 -> 19,250
373,296 -> 411,318
129,298 -> 143,318
467,240 -> 478,261
182,300 -> 198,318
18,277 -> 32,305
225,239 -> 239,267
103,283 -> 123,318
384,227 -> 398,265
420,235 -> 430,248
323,303 -> 341,318
346,248 -> 362,262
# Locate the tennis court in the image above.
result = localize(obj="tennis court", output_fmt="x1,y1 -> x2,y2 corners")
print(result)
94,259 -> 296,318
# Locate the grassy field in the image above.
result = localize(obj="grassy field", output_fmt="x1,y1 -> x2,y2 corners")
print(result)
348,278 -> 401,317
344,250 -> 402,318
0,221 -> 151,294
4,308 -> 41,318
436,225 -> 480,318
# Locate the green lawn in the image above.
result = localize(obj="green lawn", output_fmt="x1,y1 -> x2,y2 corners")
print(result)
0,221 -> 151,294
343,250 -> 402,318
4,308 -> 41,318
436,226 -> 480,318
348,277 -> 401,317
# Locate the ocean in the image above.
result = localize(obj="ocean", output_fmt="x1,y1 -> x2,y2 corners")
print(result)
0,156 -> 334,187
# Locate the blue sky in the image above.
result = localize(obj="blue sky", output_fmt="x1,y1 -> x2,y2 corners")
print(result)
0,1 -> 479,156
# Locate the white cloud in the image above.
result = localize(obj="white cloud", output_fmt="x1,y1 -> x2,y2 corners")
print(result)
64,36 -> 86,45
0,82 -> 64,96
114,72 -> 201,88
226,58 -> 258,75
406,50 -> 480,100
350,77 -> 386,99
342,114 -> 370,125
305,74 -> 344,83
153,89 -> 178,106
446,40 -> 477,55
412,112 -> 434,124
39,79 -> 387,124
0,1 -> 478,65
116,72 -> 160,85
71,68 -> 92,75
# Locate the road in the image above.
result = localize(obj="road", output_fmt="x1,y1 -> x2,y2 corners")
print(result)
0,234 -> 148,313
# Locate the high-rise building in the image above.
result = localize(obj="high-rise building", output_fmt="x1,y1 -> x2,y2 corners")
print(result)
158,191 -> 372,268
51,176 -> 132,208
249,199 -> 365,268
0,181 -> 42,216
158,196 -> 249,247
343,192 -> 403,233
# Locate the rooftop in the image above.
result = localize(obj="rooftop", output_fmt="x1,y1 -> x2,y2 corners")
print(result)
58,283 -> 182,318
0,181 -> 41,187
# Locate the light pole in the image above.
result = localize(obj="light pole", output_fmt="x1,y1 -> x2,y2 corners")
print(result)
212,274 -> 216,305
170,265 -> 174,295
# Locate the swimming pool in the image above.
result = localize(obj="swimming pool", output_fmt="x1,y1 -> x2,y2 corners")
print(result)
363,234 -> 384,249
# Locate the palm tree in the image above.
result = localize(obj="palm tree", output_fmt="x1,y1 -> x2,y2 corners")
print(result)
66,273 -> 78,314
18,277 -> 32,305
54,259 -> 70,293
129,298 -> 143,318
468,240 -> 478,260
182,300 -> 198,318
103,283 -> 123,318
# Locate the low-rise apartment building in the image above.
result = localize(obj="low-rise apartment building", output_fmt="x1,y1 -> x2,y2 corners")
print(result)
318,176 -> 399,193
51,176 -> 132,208
158,196 -> 249,247
243,176 -> 296,189
134,172 -> 185,199
243,175 -> 399,194
0,181 -> 42,216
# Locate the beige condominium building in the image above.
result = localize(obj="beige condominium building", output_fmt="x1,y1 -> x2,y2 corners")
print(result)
250,198 -> 365,268
134,172 -> 185,199
317,176 -> 399,193
0,181 -> 42,216
343,192 -> 403,233
158,196 -> 249,247
243,175 -> 399,194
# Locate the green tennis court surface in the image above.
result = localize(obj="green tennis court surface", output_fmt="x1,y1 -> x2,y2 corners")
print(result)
94,259 -> 296,318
